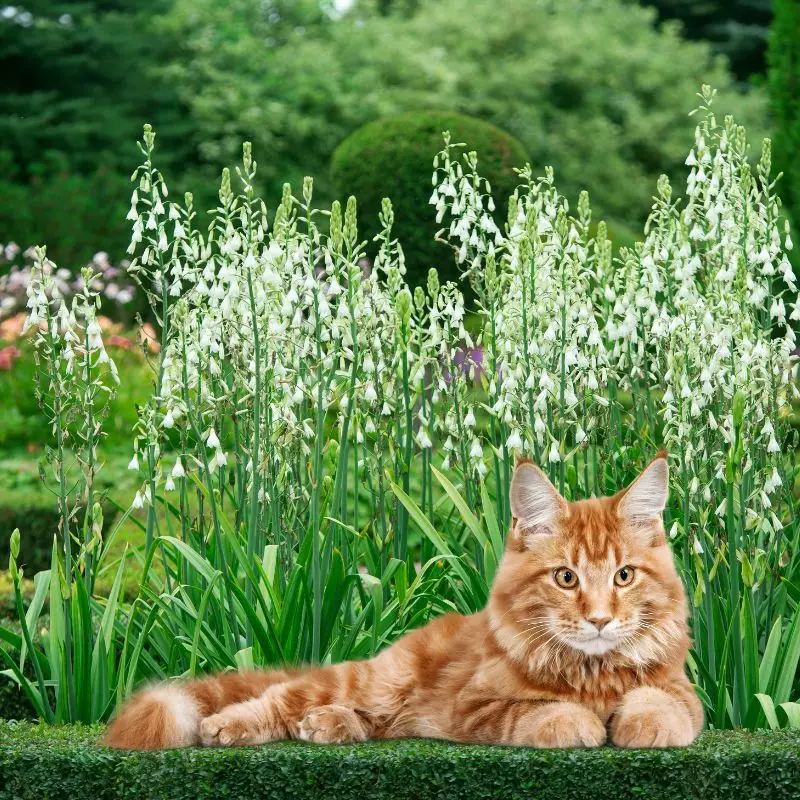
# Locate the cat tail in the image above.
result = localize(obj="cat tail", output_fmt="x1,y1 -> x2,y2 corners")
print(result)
103,669 -> 295,750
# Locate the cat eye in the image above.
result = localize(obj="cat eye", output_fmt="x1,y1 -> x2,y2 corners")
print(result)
554,568 -> 579,589
614,566 -> 635,587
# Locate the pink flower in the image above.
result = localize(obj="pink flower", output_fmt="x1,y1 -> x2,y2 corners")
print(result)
98,315 -> 123,334
0,313 -> 27,341
107,335 -> 132,350
0,345 -> 21,370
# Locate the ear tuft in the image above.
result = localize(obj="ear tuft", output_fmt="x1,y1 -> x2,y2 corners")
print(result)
618,456 -> 669,523
509,462 -> 564,535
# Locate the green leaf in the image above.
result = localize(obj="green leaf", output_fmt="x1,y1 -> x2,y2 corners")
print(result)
235,647 -> 255,671
19,569 -> 51,673
779,702 -> 800,729
319,548 -> 347,656
431,466 -> 489,550
189,572 -> 224,676
773,605 -> 800,705
391,479 -> 485,604
759,616 -> 784,694
360,573 -> 383,657
755,693 -> 780,730
479,480 -> 505,562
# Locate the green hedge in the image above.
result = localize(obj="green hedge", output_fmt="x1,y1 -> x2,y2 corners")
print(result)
331,112 -> 529,291
0,724 -> 798,799
0,680 -> 34,723
0,502 -> 118,577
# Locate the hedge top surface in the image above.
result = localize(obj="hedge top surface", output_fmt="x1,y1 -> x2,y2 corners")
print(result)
1,724 -> 799,800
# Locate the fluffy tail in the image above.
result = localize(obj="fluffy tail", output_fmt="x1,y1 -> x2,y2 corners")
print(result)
103,669 -> 295,750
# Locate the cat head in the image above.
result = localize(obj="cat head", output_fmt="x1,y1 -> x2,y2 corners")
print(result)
489,454 -> 688,670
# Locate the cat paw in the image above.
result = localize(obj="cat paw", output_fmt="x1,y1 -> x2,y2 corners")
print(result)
519,702 -> 607,748
200,710 -> 256,747
611,689 -> 695,748
297,704 -> 369,744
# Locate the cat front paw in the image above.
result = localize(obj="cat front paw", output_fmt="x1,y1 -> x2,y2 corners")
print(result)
297,704 -> 369,744
611,688 -> 695,748
200,710 -> 256,747
518,702 -> 607,748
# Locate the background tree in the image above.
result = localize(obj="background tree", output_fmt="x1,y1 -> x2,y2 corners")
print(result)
640,1 -> 773,82
168,0 -> 764,229
0,0 -> 768,270
768,0 -> 800,222
0,0 -> 190,265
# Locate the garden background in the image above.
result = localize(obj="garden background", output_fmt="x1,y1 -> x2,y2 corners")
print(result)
1,0 -> 800,747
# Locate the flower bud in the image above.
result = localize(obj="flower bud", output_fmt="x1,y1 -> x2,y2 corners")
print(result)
8,529 -> 20,581
380,197 -> 394,229
142,123 -> 155,151
414,286 -> 425,313
10,528 -> 20,561
329,200 -> 343,252
507,193 -> 518,231
732,391 -> 745,428
485,250 -> 496,292
518,236 -> 531,267
219,168 -> 232,206
303,176 -> 314,205
759,137 -> 771,178
656,174 -> 672,203
396,289 -> 412,335
344,196 -> 358,245
427,268 -> 439,299
577,190 -> 590,222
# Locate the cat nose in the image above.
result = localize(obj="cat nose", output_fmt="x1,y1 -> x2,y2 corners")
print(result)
587,615 -> 613,631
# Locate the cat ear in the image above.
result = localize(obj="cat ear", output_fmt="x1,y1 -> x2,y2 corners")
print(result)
617,454 -> 669,525
510,461 -> 565,538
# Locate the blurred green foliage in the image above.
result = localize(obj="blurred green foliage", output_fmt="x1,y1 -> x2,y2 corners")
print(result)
0,0 -> 193,266
0,154 -> 131,270
0,0 -> 768,274
768,0 -> 800,225
168,0 -> 766,229
0,340 -> 152,451
643,1 -> 773,82
332,112 -> 529,288
0,498 -> 118,576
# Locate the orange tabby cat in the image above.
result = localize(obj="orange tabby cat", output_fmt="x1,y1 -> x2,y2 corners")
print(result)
105,454 -> 703,750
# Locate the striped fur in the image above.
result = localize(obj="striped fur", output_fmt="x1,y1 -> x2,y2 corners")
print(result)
104,455 -> 703,750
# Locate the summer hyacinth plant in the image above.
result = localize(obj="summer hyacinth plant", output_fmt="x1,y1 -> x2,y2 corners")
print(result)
2,87 -> 798,730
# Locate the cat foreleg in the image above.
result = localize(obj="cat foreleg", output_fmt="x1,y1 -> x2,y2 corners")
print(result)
610,684 -> 701,748
456,698 -> 606,748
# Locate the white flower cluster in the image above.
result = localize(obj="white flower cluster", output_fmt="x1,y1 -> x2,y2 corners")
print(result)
123,134 -> 472,554
434,87 -> 797,543
432,141 -> 609,504
632,88 -> 797,542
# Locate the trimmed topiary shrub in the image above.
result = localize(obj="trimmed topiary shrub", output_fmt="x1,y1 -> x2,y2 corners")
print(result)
331,112 -> 529,290
0,724 -> 799,799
